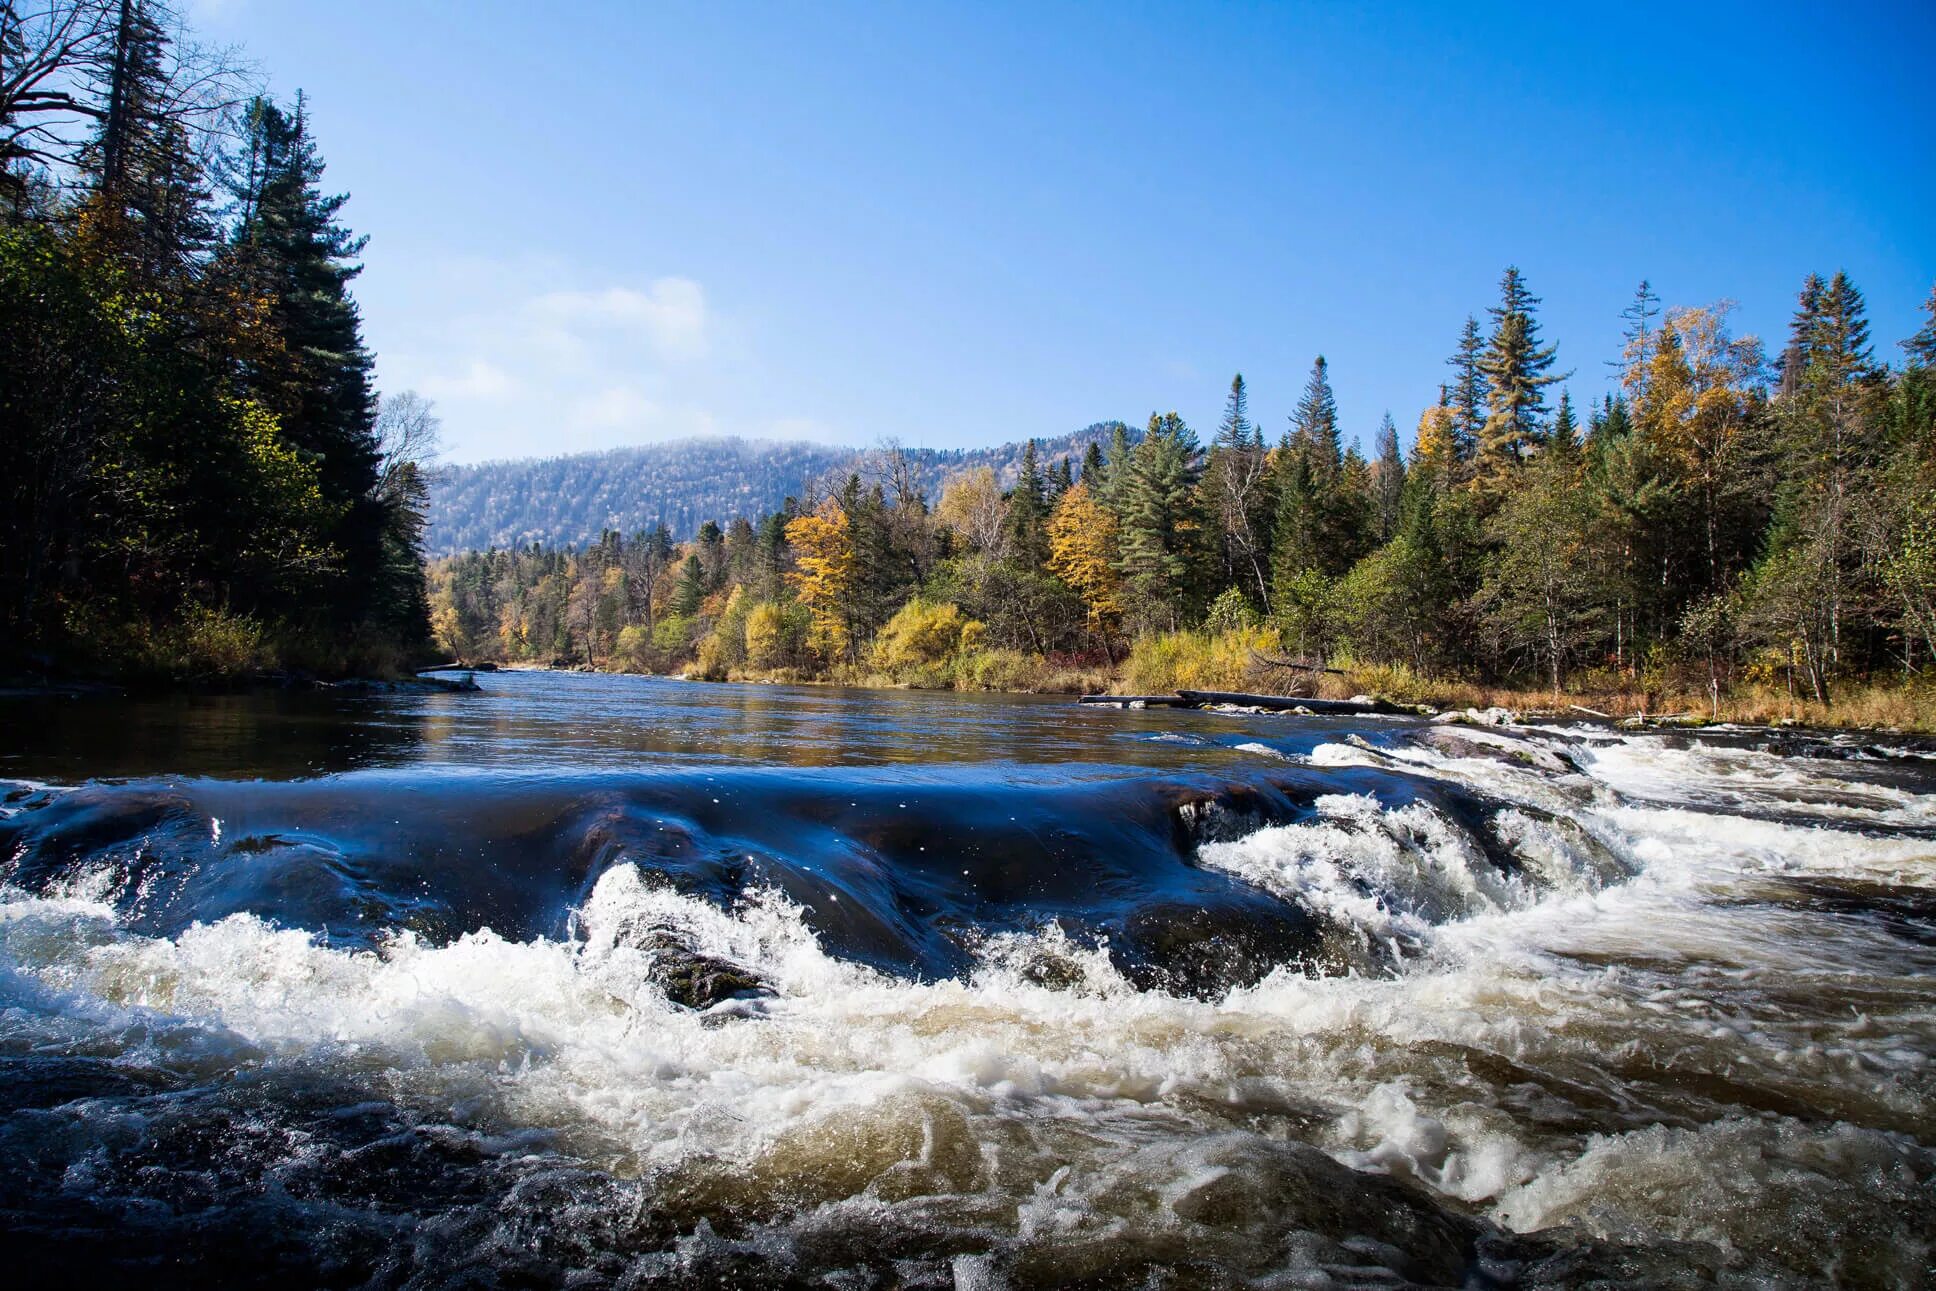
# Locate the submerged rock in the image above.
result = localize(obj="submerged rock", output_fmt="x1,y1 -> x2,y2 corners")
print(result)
636,930 -> 772,1011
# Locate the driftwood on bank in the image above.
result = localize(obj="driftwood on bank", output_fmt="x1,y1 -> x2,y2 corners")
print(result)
1076,694 -> 1199,707
1177,689 -> 1406,715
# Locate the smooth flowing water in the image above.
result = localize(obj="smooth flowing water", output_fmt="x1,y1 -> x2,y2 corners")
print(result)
2,672 -> 1933,1288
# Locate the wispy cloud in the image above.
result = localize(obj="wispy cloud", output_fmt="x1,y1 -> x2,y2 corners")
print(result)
374,258 -> 754,460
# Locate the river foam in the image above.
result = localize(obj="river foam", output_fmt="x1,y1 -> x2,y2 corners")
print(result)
2,720 -> 1933,1287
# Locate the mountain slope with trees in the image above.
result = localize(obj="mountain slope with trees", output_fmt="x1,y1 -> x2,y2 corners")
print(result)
423,426 -> 1130,556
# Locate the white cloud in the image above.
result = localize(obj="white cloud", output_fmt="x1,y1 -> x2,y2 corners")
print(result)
371,259 -> 764,460
533,279 -> 709,363
421,358 -> 515,402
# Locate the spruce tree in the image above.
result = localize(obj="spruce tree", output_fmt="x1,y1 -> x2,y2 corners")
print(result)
1477,266 -> 1562,473
1115,412 -> 1200,630
1004,439 -> 1050,570
1204,373 -> 1272,605
1612,279 -> 1662,394
1370,411 -> 1406,542
1444,315 -> 1487,472
1903,284 -> 1936,369
222,93 -> 386,624
1080,440 -> 1105,484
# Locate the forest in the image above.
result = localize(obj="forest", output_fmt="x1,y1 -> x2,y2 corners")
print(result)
430,268 -> 1936,724
2,0 -> 434,680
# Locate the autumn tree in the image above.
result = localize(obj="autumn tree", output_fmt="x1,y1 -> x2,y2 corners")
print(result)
785,501 -> 857,661
1046,479 -> 1122,645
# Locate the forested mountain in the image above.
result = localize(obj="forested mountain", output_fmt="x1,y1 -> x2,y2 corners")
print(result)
424,426 -> 1129,555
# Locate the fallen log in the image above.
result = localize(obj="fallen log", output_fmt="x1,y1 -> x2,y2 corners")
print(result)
1078,694 -> 1198,706
1176,689 -> 1405,715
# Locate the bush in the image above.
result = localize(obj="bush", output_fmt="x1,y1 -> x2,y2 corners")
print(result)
744,600 -> 811,672
1204,587 -> 1257,634
869,599 -> 982,685
694,587 -> 752,680
1120,626 -> 1276,694
953,646 -> 1039,691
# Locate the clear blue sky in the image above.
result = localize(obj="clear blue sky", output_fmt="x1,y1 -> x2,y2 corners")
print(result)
191,1 -> 1935,464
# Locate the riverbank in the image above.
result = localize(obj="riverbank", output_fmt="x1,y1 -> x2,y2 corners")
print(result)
460,653 -> 1936,736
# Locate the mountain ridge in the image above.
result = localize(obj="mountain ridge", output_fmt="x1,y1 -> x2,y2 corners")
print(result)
424,424 -> 1130,555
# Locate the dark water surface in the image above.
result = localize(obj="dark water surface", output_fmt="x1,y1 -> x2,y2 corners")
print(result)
2,672 -> 1934,1288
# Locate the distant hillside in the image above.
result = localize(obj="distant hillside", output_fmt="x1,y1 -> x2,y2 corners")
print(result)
424,425 -> 1130,555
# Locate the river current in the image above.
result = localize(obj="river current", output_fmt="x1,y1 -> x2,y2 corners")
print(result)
2,672 -> 1933,1288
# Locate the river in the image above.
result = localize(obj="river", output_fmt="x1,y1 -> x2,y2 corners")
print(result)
2,671 -> 1933,1287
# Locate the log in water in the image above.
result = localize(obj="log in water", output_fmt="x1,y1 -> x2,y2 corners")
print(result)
1,671 -> 1932,1287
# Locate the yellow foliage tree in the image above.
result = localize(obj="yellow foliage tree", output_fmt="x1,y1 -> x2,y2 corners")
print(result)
1047,481 -> 1122,631
1413,403 -> 1459,476
784,502 -> 856,660
935,466 -> 1007,554
1629,303 -> 1765,584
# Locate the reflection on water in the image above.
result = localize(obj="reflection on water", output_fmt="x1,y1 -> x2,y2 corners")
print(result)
2,669 -> 1371,780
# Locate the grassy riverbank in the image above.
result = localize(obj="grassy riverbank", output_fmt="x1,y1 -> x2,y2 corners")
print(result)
514,624 -> 1936,734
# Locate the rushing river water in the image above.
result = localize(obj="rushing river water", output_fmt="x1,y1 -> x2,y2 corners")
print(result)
2,671 -> 1934,1288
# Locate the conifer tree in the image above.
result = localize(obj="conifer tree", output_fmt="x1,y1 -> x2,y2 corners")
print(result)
1444,315 -> 1486,473
1080,440 -> 1104,484
222,93 -> 387,625
1477,266 -> 1562,473
1612,279 -> 1662,395
1203,373 -> 1273,607
1370,411 -> 1406,541
1003,439 -> 1050,570
1115,412 -> 1200,630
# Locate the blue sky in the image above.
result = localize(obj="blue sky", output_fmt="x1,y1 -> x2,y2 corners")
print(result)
191,1 -> 1936,464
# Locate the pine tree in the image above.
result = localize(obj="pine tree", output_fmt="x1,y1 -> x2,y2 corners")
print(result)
1477,266 -> 1563,474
